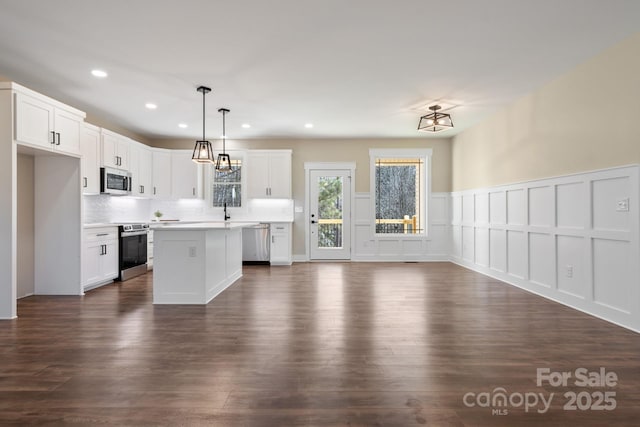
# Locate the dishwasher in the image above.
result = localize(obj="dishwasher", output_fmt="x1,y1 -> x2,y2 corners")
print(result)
242,223 -> 270,264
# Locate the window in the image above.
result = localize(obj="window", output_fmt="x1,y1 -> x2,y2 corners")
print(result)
369,149 -> 432,236
212,159 -> 242,207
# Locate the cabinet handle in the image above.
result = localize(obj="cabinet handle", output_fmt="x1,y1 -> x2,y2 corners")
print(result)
192,187 -> 195,196
56,132 -> 61,145
96,233 -> 109,236
51,131 -> 56,145
142,185 -> 145,194
83,177 -> 88,188
272,236 -> 274,244
154,187 -> 157,195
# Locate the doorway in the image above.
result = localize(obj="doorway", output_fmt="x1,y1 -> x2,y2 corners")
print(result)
305,163 -> 355,260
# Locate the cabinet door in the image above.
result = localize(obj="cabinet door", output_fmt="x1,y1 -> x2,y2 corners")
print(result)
129,143 -> 141,196
138,146 -> 153,197
101,241 -> 119,281
171,150 -> 201,199
247,152 -> 270,198
15,92 -> 55,149
116,138 -> 129,170
268,152 -> 292,198
270,223 -> 291,265
152,150 -> 172,198
53,109 -> 82,156
83,242 -> 103,288
80,125 -> 100,194
101,131 -> 119,168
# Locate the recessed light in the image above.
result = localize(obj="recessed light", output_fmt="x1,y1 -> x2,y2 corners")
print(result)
145,103 -> 157,110
91,69 -> 108,78
178,123 -> 188,129
304,123 -> 314,128
241,123 -> 251,129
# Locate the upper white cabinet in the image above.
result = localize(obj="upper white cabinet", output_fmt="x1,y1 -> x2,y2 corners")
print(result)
129,141 -> 153,197
152,148 -> 171,198
247,150 -> 292,199
101,129 -> 129,170
171,150 -> 203,199
15,90 -> 84,156
80,123 -> 101,194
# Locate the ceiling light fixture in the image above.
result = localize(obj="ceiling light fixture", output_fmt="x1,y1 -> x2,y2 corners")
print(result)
304,123 -> 314,128
242,123 -> 251,129
178,123 -> 188,129
417,105 -> 454,133
145,103 -> 158,110
91,69 -> 108,78
191,86 -> 215,164
215,108 -> 232,172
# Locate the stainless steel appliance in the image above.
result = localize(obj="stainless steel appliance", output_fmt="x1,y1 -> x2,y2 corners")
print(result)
101,167 -> 131,195
119,224 -> 148,280
242,223 -> 270,264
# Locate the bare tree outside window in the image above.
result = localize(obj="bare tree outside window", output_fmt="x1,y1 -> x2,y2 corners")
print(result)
375,158 -> 424,234
212,160 -> 242,207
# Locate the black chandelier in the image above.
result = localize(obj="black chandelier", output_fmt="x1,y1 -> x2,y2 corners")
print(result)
191,86 -> 215,164
417,105 -> 454,133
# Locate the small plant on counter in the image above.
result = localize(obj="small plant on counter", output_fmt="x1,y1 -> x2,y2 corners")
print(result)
153,210 -> 163,221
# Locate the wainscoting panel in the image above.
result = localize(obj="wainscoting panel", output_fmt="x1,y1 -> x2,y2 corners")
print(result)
451,165 -> 640,332
352,193 -> 450,261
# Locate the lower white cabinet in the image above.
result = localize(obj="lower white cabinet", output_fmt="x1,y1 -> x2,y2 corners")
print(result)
147,230 -> 154,269
83,227 -> 119,290
270,222 -> 292,265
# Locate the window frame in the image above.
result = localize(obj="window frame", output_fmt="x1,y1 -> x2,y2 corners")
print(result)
205,149 -> 248,215
369,148 -> 432,239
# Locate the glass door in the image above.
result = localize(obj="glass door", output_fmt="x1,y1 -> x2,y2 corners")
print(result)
309,170 -> 351,260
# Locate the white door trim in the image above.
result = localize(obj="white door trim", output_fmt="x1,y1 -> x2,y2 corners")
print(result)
304,162 -> 356,261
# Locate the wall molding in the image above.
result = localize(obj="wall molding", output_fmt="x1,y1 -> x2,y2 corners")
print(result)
450,164 -> 640,332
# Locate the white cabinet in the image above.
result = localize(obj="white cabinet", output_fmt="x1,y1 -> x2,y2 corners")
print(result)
270,222 -> 292,265
129,141 -> 153,197
80,123 -> 101,194
147,230 -> 154,270
82,227 -> 119,290
247,150 -> 292,199
171,150 -> 202,199
101,129 -> 129,170
152,148 -> 171,198
15,91 -> 84,156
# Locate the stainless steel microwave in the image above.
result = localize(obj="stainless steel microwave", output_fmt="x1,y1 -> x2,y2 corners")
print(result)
100,167 -> 131,195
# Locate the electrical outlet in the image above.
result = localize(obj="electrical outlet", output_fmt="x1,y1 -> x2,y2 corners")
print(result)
566,265 -> 573,278
616,198 -> 629,212
295,206 -> 303,213
189,247 -> 197,257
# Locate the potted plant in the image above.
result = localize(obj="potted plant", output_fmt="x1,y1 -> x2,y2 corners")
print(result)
153,210 -> 163,222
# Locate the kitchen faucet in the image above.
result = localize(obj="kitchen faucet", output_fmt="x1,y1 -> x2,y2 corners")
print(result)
223,202 -> 231,221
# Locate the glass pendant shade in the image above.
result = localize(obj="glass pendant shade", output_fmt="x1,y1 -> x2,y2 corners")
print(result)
192,140 -> 214,164
215,153 -> 232,172
192,86 -> 215,164
417,105 -> 454,133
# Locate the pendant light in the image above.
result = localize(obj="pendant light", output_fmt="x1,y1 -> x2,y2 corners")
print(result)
215,108 -> 232,172
192,86 -> 215,164
417,105 -> 454,133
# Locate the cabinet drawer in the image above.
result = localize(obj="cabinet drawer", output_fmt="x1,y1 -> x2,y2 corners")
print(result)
84,227 -> 118,242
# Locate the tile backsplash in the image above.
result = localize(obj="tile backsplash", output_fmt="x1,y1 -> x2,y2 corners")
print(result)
84,196 -> 294,224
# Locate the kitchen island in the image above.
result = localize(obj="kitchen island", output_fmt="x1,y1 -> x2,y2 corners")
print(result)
151,222 -> 258,304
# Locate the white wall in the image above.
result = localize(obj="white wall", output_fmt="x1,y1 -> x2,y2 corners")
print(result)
450,165 -> 640,332
17,154 -> 34,298
352,193 -> 450,261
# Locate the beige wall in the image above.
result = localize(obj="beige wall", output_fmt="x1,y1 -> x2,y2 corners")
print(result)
17,154 -> 34,298
452,32 -> 640,191
151,137 -> 452,256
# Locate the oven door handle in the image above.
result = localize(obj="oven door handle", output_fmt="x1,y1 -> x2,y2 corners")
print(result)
121,231 -> 148,237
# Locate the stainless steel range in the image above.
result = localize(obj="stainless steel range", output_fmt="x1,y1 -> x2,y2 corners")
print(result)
118,224 -> 149,281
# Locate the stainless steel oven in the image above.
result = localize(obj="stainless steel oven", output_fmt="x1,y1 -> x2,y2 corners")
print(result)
119,224 -> 148,281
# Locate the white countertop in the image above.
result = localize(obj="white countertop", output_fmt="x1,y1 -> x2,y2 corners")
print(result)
150,221 -> 259,231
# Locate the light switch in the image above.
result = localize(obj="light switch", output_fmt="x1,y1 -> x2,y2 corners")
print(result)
616,198 -> 629,212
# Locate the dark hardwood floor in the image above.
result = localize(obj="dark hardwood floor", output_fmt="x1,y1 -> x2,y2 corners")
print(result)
1,262 -> 639,426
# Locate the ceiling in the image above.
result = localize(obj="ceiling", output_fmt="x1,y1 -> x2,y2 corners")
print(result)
0,1 -> 639,141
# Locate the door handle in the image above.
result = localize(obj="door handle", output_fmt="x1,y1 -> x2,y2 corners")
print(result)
311,220 -> 317,224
